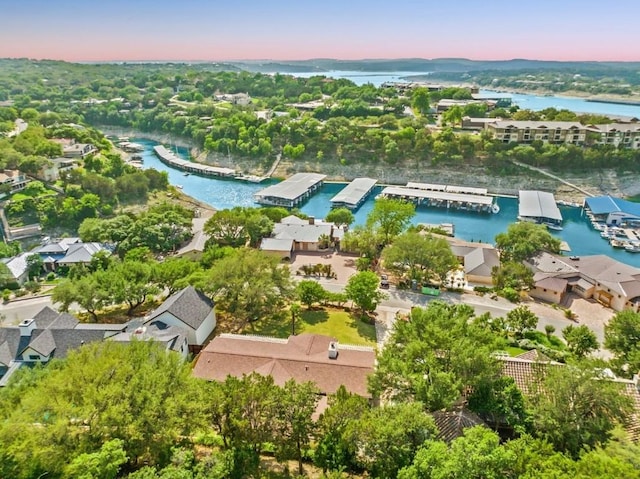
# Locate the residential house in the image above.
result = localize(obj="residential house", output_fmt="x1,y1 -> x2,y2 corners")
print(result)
192,333 -> 376,399
461,117 -> 502,130
0,304 -> 195,386
63,142 -> 97,158
263,215 -> 341,253
38,157 -> 79,182
0,306 -> 125,386
526,252 -> 640,312
32,238 -> 112,272
500,354 -> 640,440
447,237 -> 500,285
110,319 -> 189,360
0,252 -> 32,285
144,286 -> 216,350
487,120 -> 586,145
0,170 -> 29,195
214,92 -> 251,106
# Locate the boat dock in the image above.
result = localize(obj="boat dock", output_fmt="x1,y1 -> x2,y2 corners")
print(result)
330,177 -> 378,210
254,173 -> 326,208
378,184 -> 499,213
406,182 -> 488,196
518,190 -> 563,228
153,145 -> 236,178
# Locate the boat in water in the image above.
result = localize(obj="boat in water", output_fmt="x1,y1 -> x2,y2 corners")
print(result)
611,238 -> 627,249
544,222 -> 564,231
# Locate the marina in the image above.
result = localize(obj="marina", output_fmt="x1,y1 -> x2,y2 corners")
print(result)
254,173 -> 326,207
518,190 -> 563,230
133,137 -> 640,267
330,178 -> 378,210
378,184 -> 499,214
153,145 -> 236,178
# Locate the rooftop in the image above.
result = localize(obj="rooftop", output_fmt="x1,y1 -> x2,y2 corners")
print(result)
255,173 -> 326,201
192,333 -> 375,396
585,195 -> 640,218
330,178 -> 378,207
518,190 -> 563,222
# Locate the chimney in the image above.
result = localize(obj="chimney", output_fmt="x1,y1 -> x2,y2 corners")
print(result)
308,216 -> 315,225
328,341 -> 338,359
19,318 -> 36,337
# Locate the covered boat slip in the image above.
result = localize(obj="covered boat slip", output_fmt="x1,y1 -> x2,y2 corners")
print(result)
330,178 -> 378,210
518,190 -> 563,226
254,173 -> 327,208
379,185 -> 497,213
406,182 -> 488,196
153,145 -> 236,178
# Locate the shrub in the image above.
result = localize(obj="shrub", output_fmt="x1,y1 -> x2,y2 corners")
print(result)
2,289 -> 11,302
500,287 -> 520,303
24,280 -> 41,293
46,272 -> 56,282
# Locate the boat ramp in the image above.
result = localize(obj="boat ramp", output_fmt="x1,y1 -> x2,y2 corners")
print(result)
153,145 -> 236,178
330,178 -> 378,210
378,182 -> 499,214
254,173 -> 326,208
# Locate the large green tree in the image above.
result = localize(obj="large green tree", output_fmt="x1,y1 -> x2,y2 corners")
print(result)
325,207 -> 355,227
348,402 -> 437,478
0,341 -> 205,477
527,362 -> 633,458
369,302 -> 504,409
495,222 -> 561,263
381,231 -> 457,284
344,270 -> 387,314
604,310 -> 640,377
563,324 -> 599,358
367,197 -> 415,245
201,248 -> 293,328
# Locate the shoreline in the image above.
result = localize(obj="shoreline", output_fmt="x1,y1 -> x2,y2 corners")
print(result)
96,126 -> 640,205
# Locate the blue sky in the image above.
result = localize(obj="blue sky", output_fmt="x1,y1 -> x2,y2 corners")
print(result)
0,0 -> 638,61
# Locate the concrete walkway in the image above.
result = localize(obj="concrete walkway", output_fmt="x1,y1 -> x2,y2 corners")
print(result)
511,159 -> 595,198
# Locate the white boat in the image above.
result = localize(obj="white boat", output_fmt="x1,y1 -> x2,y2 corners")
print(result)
544,223 -> 563,231
610,239 -> 627,249
175,185 -> 183,189
491,203 -> 500,214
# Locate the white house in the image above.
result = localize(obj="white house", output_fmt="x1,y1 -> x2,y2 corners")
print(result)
144,286 -> 216,350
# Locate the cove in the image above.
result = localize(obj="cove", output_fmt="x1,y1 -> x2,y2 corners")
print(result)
135,137 -> 640,268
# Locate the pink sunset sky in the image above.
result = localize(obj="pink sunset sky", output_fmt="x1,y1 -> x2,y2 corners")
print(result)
1,0 -> 638,62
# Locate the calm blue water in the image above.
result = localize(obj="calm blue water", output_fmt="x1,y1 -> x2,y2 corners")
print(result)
136,138 -> 640,267
288,70 -> 640,118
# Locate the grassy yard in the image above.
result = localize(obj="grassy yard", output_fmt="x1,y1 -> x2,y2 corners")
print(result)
245,307 -> 377,347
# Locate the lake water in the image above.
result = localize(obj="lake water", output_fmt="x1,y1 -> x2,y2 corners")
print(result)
136,138 -> 640,267
292,70 -> 640,118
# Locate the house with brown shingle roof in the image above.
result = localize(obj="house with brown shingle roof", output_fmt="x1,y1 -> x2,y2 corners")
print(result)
526,252 -> 640,312
192,333 -> 375,398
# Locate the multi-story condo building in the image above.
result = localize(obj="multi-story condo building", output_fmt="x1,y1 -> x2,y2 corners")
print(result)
486,120 -> 587,145
592,123 -> 640,149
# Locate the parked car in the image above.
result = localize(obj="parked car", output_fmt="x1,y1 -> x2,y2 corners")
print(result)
380,274 -> 390,289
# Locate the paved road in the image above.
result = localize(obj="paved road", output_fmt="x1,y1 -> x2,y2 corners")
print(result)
0,295 -> 55,326
310,277 -> 609,357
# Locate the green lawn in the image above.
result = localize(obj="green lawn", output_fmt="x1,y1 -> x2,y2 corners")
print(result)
245,307 -> 377,347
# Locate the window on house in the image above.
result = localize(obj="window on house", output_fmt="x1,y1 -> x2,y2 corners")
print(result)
28,354 -> 41,361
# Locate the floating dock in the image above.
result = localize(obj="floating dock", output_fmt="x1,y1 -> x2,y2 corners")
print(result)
330,178 -> 378,210
153,145 -> 236,178
254,173 -> 326,208
518,190 -> 563,227
378,184 -> 499,213
406,182 -> 488,196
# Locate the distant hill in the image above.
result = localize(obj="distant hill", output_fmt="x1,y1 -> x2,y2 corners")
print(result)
227,58 -> 640,74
